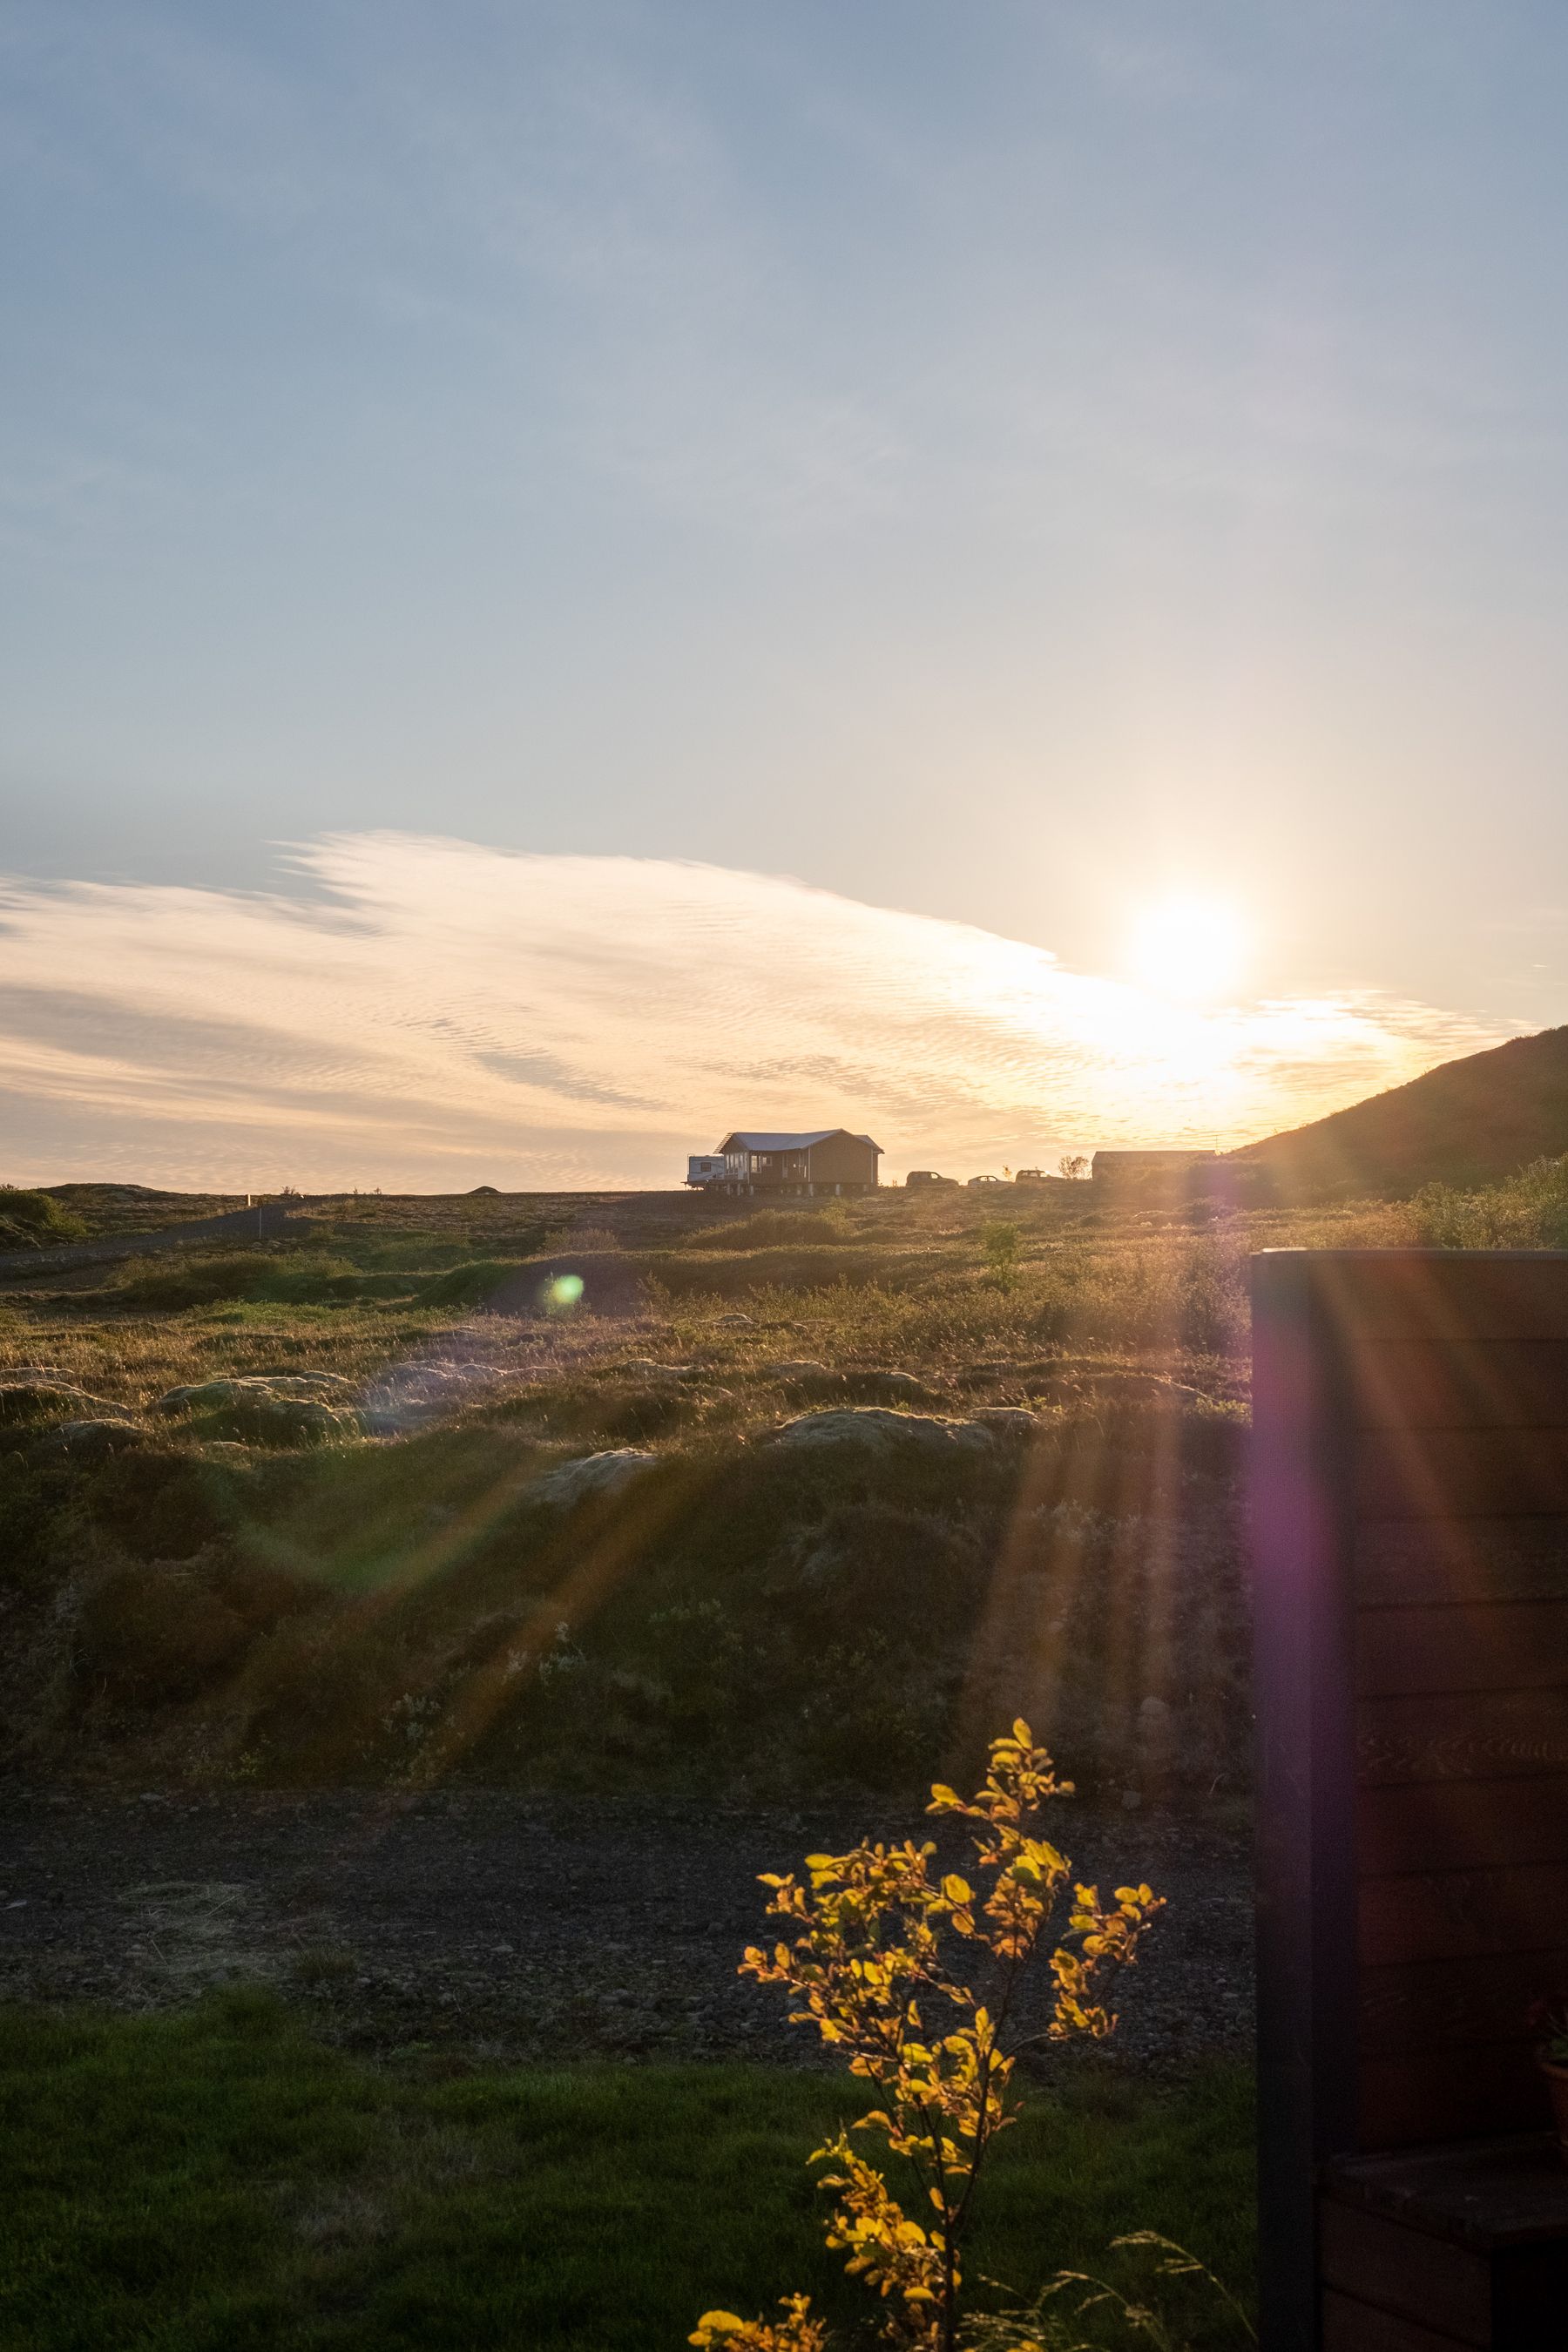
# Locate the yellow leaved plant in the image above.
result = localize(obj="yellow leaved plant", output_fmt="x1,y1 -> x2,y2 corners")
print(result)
691,1722 -> 1164,2352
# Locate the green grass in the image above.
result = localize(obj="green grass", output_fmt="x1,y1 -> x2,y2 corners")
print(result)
0,1997 -> 1254,2351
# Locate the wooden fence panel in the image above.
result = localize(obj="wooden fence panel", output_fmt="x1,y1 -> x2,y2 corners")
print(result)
1251,1249 -> 1568,2352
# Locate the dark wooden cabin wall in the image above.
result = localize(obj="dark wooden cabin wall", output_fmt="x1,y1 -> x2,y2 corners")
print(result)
1252,1251 -> 1568,2350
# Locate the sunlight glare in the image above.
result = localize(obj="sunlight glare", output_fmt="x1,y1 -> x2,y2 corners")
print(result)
0,835 -> 1491,1187
1128,896 -> 1247,1001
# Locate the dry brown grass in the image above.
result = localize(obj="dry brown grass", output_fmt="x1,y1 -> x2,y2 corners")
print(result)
0,1178 -> 1402,1798
0,1178 -> 1284,1433
0,1303 -> 453,1409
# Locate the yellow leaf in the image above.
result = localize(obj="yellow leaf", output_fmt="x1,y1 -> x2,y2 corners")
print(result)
1012,1717 -> 1034,1745
942,1874 -> 973,1904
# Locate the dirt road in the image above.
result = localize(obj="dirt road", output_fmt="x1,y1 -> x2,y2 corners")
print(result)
0,1788 -> 1253,2074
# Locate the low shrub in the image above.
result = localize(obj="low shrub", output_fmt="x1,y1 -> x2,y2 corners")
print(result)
2,1385 -> 1249,1793
74,1561 -> 252,1703
108,1250 -> 402,1312
651,1250 -> 915,1298
236,1607 -> 414,1774
110,1252 -> 274,1309
982,1219 -> 1022,1288
409,1260 -> 531,1309
0,1453 -> 77,1592
494,1379 -> 698,1443
695,1206 -> 855,1250
0,1380 -> 112,1426
0,1187 -> 87,1249
88,1446 -> 251,1559
690,1726 -> 1166,2352
1410,1153 -> 1568,1250
321,1269 -> 418,1300
194,1395 -> 362,1448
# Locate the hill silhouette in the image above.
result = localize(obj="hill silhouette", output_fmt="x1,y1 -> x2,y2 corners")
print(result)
1229,1024 -> 1568,1200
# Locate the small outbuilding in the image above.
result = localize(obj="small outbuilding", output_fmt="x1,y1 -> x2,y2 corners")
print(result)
688,1129 -> 882,1195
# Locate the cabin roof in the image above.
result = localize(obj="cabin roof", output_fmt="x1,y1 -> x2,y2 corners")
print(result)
718,1129 -> 882,1153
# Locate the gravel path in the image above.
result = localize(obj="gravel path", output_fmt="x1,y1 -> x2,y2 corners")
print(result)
0,1788 -> 1254,2075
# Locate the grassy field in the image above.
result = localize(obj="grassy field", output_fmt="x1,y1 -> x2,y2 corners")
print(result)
2,1163 -> 1555,1801
0,1994 -> 1254,2351
6,1162 -> 1558,2349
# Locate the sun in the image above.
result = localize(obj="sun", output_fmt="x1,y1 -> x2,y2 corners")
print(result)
1127,894 -> 1247,1001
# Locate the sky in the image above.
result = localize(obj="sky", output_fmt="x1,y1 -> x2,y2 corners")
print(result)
0,833 -> 1495,1189
3,2 -> 1566,1186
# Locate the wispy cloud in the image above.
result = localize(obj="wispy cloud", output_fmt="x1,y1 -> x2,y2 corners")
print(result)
0,834 -> 1498,1191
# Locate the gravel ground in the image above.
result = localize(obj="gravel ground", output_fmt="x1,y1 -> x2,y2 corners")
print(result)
0,1788 -> 1254,2076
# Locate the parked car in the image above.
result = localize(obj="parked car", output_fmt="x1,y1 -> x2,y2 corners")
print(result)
966,1173 -> 1006,1187
906,1169 -> 955,1188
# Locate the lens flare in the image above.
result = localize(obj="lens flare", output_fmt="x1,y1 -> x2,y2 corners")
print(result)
1128,896 -> 1247,1001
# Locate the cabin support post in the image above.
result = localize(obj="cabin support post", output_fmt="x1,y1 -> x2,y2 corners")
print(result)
1253,1254 -> 1360,2352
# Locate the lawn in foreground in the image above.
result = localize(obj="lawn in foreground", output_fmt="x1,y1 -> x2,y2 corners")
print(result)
0,1994 -> 1254,2351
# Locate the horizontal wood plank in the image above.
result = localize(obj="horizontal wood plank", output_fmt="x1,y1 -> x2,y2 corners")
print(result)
1358,2038 -> 1554,2153
1355,1519 -> 1568,1609
1321,2286 -> 1483,2350
1348,1339 -> 1568,1431
1355,1604 -> 1568,1695
1326,2132 -> 1568,2247
1357,1776 -> 1568,1876
1359,1946 -> 1568,2057
1320,2204 -> 1489,2341
1359,1861 -> 1568,1966
1356,1687 -> 1568,1784
1357,1429 -> 1568,1519
1293,1251 -> 1568,1343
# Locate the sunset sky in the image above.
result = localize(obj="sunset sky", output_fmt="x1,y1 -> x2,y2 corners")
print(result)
3,3 -> 1565,1186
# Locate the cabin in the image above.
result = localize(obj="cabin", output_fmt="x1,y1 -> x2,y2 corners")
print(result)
688,1129 -> 882,1195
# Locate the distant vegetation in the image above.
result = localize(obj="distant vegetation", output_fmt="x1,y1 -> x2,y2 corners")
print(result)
1230,1021 -> 1568,1199
695,1205 -> 855,1249
0,1187 -> 86,1251
981,1218 -> 1022,1288
1409,1152 -> 1568,1248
